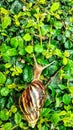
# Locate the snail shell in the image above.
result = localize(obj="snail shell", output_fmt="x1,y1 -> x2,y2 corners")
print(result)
19,80 -> 46,128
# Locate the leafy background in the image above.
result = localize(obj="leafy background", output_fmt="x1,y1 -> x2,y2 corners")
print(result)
0,0 -> 73,130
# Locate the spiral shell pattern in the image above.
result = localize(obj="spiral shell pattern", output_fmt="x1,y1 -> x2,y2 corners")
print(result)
19,80 -> 46,128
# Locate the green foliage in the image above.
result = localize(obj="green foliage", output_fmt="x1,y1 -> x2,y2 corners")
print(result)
0,0 -> 73,129
23,65 -> 33,82
0,72 -> 6,84
14,112 -> 22,125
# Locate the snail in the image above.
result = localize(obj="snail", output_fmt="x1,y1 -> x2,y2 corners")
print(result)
19,55 -> 55,128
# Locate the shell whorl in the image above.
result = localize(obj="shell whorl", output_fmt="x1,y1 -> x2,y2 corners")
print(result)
19,80 -> 46,128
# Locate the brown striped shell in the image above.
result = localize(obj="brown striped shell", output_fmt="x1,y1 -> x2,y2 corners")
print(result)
19,80 -> 46,128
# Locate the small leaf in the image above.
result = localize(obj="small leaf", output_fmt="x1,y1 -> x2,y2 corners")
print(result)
1,87 -> 9,96
1,7 -> 9,14
50,2 -> 60,12
0,109 -> 9,121
23,33 -> 31,41
6,48 -> 17,56
55,97 -> 61,108
41,25 -> 49,35
23,65 -> 33,82
10,37 -> 18,48
5,63 -> 12,68
63,57 -> 68,65
4,122 -> 12,130
41,108 -> 50,117
18,36 -> 23,47
48,85 -> 55,98
63,94 -> 71,105
25,45 -> 33,54
64,51 -> 70,57
42,125 -> 48,130
0,72 -> 6,84
14,112 -> 22,125
11,105 -> 17,113
18,48 -> 26,55
10,36 -> 23,48
39,0 -> 46,4
54,21 -> 63,29
2,16 -> 11,29
51,112 -> 60,125
6,97 -> 14,109
58,84 -> 66,90
0,98 -> 6,110
34,44 -> 43,53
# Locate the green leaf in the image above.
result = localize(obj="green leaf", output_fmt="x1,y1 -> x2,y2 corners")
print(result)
14,112 -> 22,125
51,112 -> 60,125
63,94 -> 71,105
10,36 -> 23,48
59,125 -> 66,130
41,25 -> 49,35
6,97 -> 14,109
1,7 -> 9,14
6,48 -> 17,56
55,97 -> 61,108
0,72 -> 6,84
10,37 -> 18,48
10,1 -> 22,13
1,87 -> 9,96
0,109 -> 9,121
45,99 -> 51,107
2,16 -> 11,29
48,86 -> 55,98
7,0 -> 14,2
18,48 -> 26,55
5,63 -> 12,68
41,108 -> 51,117
58,84 -> 66,90
23,65 -> 33,82
63,57 -> 68,65
42,125 -> 48,130
50,2 -> 60,12
18,36 -> 23,47
34,44 -> 43,53
25,45 -> 33,54
23,33 -> 31,41
4,122 -> 12,130
11,105 -> 17,113
54,21 -> 63,29
0,98 -> 6,110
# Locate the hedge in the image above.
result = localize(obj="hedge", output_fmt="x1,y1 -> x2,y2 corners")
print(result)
0,0 -> 73,130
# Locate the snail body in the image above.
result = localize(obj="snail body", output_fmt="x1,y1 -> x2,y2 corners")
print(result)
19,55 -> 55,128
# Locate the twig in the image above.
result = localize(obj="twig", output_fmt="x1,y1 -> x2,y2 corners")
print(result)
45,66 -> 64,88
